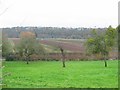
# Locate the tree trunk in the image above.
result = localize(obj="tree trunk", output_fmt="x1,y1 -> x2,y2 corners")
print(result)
26,60 -> 29,64
104,53 -> 107,67
103,39 -> 107,67
26,56 -> 29,64
62,59 -> 65,67
104,60 -> 107,67
62,54 -> 65,68
60,48 -> 66,68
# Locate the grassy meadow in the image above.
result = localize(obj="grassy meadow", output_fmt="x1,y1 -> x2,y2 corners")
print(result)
2,60 -> 118,88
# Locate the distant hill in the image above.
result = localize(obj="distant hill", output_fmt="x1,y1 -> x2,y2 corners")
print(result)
2,27 -> 107,39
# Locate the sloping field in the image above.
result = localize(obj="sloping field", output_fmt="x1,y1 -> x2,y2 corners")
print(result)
10,38 -> 85,53
57,39 -> 86,44
40,39 -> 85,52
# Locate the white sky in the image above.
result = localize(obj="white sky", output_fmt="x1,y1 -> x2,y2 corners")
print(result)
0,0 -> 119,28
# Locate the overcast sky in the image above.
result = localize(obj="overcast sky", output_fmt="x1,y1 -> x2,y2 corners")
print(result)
0,0 -> 119,28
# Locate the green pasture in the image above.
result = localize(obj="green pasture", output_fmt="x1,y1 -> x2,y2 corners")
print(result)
3,60 -> 118,88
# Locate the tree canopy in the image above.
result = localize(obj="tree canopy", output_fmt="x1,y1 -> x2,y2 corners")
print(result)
2,33 -> 13,58
16,31 -> 45,64
85,26 -> 117,67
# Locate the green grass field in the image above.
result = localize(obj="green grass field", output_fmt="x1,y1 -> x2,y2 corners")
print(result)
3,60 -> 118,88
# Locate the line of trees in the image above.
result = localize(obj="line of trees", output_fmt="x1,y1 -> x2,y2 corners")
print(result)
2,27 -> 107,39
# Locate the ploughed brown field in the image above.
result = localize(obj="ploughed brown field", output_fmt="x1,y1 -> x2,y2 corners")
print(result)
10,38 -> 85,52
40,39 -> 85,52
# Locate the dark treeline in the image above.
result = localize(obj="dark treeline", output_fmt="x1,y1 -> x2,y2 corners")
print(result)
2,27 -> 107,39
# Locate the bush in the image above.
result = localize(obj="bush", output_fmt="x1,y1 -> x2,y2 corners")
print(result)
5,53 -> 16,61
